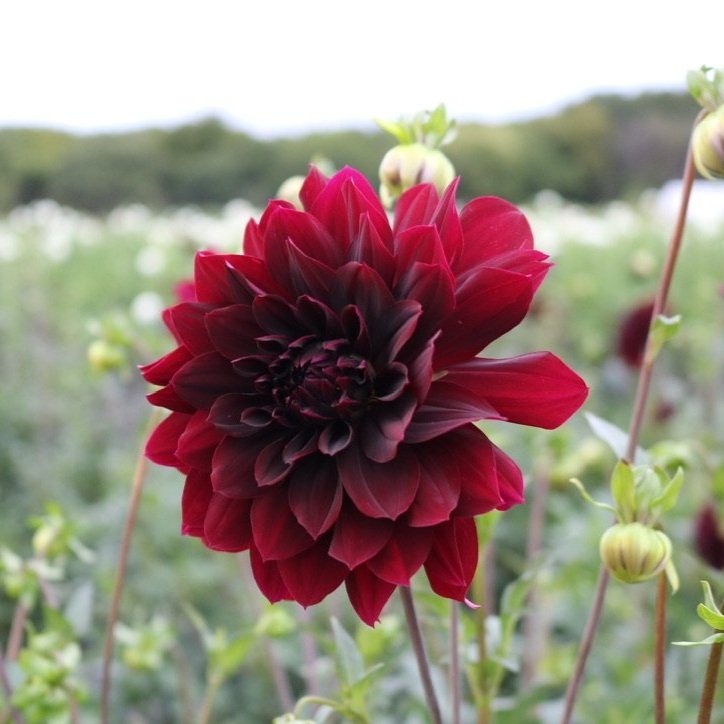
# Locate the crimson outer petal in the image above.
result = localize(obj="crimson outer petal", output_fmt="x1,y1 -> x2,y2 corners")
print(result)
142,166 -> 588,625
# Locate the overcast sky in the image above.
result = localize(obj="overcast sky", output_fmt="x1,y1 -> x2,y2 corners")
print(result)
4,0 -> 722,138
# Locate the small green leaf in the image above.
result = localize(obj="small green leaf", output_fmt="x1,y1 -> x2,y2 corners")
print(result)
331,617 -> 365,686
665,558 -> 679,594
673,632 -> 724,647
697,603 -> 724,630
645,314 -> 682,365
570,478 -> 617,516
701,580 -> 721,614
650,467 -> 684,516
211,631 -> 254,678
610,460 -> 637,522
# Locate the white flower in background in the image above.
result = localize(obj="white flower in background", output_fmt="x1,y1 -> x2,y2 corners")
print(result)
130,291 -> 165,325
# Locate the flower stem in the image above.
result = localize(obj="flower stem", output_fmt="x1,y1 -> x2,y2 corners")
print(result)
6,602 -> 28,661
399,586 -> 442,724
698,640 -> 723,724
450,601 -> 461,724
561,118 -> 700,724
100,409 -> 161,724
472,556 -> 490,724
654,572 -> 668,724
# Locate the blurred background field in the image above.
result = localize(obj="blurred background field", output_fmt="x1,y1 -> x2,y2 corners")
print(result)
1,94 -> 724,722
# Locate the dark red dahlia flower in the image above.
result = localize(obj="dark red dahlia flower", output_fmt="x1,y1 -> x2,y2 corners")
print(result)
694,503 -> 724,570
142,167 -> 587,624
615,300 -> 655,368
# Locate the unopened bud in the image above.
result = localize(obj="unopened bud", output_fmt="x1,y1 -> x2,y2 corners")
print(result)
600,522 -> 672,584
692,106 -> 724,179
379,143 -> 455,207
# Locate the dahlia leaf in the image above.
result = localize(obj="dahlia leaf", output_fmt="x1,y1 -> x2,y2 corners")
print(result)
585,412 -> 647,464
331,617 -> 365,686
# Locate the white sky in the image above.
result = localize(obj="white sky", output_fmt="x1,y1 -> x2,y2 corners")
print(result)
3,0 -> 723,138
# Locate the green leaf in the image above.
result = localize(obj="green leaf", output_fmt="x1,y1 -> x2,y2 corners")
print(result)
701,580 -> 721,614
645,314 -> 682,365
570,478 -> 617,516
584,412 -> 646,464
331,617 -> 365,686
610,460 -> 636,522
697,603 -> 724,631
210,631 -> 255,678
673,632 -> 724,647
650,467 -> 684,516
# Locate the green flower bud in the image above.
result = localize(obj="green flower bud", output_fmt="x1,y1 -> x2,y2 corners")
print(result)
87,339 -> 127,373
599,522 -> 672,584
692,106 -> 724,179
379,143 -> 455,207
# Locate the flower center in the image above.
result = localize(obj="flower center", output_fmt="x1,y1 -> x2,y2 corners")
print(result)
268,337 -> 374,424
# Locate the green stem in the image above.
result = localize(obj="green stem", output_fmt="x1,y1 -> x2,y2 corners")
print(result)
698,641 -> 723,724
472,553 -> 490,724
561,118 -> 700,724
399,587 -> 442,724
197,673 -> 223,724
654,572 -> 667,724
450,601 -> 461,724
100,409 -> 161,724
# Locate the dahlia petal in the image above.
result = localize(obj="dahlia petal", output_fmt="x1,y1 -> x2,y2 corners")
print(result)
251,485 -> 314,561
407,336 -> 436,403
434,268 -> 534,368
458,196 -> 534,270
424,518 -> 479,601
349,213 -> 396,284
251,295 -> 299,337
287,457 -> 343,539
181,469 -> 213,536
208,393 -> 265,437
366,525 -> 433,585
264,205 -> 340,272
407,437 -> 462,526
172,352 -> 242,410
140,345 -> 192,386
277,540 -> 349,607
490,444 -> 525,510
299,165 -> 329,211
310,168 -> 391,250
337,444 -> 420,519
211,435 -> 270,498
176,410 -> 223,471
431,179 -> 464,265
394,261 -> 455,347
146,412 -> 191,467
328,505 -> 394,568
195,251 -> 252,305
345,565 -> 397,626
443,353 -> 589,429
282,428 -> 320,463
225,254 -> 289,301
393,183 -> 440,234
359,391 -> 418,463
373,362 -> 409,402
294,296 -> 342,339
318,420 -> 353,456
405,380 -> 501,443
203,494 -> 252,552
147,384 -> 194,413
243,218 -> 265,258
205,304 -> 261,359
447,426 -> 506,516
253,437 -> 293,487
393,224 -> 449,270
250,544 -> 291,602
167,302 -> 216,355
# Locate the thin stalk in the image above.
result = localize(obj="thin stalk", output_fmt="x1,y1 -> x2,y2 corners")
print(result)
399,586 -> 442,724
654,572 -> 667,724
6,602 -> 28,661
561,121 -> 700,724
698,641 -> 723,724
197,673 -> 223,724
0,644 -> 23,724
450,601 -> 461,724
100,409 -> 161,724
472,557 -> 490,724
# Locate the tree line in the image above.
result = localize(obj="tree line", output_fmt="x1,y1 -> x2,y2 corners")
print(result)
0,92 -> 698,213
